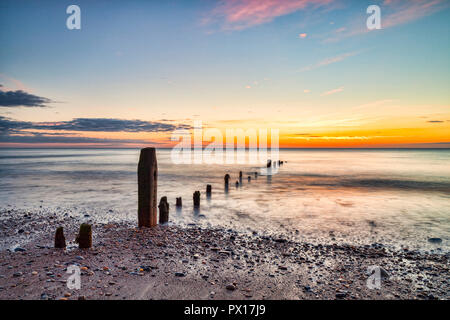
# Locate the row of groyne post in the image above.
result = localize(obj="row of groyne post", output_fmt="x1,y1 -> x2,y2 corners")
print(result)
53,147 -> 284,249
137,147 -> 284,229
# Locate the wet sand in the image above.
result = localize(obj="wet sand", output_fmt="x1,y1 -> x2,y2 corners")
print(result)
0,209 -> 448,300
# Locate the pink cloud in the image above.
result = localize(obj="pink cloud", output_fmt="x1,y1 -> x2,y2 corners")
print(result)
321,86 -> 344,96
0,74 -> 31,92
382,0 -> 448,29
204,0 -> 333,31
299,51 -> 360,72
324,0 -> 449,43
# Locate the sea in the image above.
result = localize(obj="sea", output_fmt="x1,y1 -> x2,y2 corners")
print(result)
0,148 -> 449,252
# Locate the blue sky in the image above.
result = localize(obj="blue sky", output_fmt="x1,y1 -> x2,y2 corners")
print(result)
0,0 -> 449,147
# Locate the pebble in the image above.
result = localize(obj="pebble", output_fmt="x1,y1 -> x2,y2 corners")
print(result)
226,284 -> 236,291
336,292 -> 347,299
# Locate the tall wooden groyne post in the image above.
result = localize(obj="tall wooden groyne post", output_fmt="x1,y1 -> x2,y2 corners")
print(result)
138,147 -> 158,227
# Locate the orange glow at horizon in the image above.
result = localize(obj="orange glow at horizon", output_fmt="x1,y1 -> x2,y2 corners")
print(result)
2,118 -> 448,148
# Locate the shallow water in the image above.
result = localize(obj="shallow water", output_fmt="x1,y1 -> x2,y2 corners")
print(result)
0,148 -> 449,251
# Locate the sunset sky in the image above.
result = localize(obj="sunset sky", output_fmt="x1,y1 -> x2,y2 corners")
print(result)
1,0 -> 449,148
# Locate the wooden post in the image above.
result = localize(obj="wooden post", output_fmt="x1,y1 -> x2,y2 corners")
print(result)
54,227 -> 66,248
224,174 -> 230,186
76,223 -> 92,249
138,147 -> 157,227
193,191 -> 200,208
206,184 -> 212,195
176,197 -> 182,207
248,176 -> 251,182
158,196 -> 169,224
267,160 -> 272,168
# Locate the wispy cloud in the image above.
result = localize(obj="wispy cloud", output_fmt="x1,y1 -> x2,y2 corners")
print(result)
321,86 -> 344,96
203,0 -> 333,31
0,74 -> 30,92
203,0 -> 448,35
353,99 -> 396,110
324,0 -> 449,43
299,51 -> 360,72
382,0 -> 449,29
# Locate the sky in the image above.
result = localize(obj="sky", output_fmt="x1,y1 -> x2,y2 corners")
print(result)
0,0 -> 449,148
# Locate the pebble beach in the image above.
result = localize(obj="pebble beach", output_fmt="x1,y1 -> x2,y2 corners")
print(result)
0,208 -> 448,300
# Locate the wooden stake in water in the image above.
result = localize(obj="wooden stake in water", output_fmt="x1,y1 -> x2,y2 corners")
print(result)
176,197 -> 182,207
206,184 -> 212,196
138,147 -> 158,227
158,196 -> 169,224
224,174 -> 230,186
193,191 -> 201,208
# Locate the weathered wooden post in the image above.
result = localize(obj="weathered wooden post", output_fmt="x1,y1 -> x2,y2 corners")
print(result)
248,176 -> 251,182
193,191 -> 200,208
138,147 -> 157,227
267,160 -> 272,168
224,174 -> 230,186
235,181 -> 239,188
158,196 -> 169,224
54,227 -> 66,248
176,197 -> 182,207
254,171 -> 258,178
206,184 -> 212,196
76,223 -> 92,249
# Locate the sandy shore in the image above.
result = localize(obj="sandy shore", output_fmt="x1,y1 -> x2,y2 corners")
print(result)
0,209 -> 448,300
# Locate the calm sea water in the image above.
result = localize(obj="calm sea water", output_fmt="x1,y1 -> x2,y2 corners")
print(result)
0,148 -> 449,251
